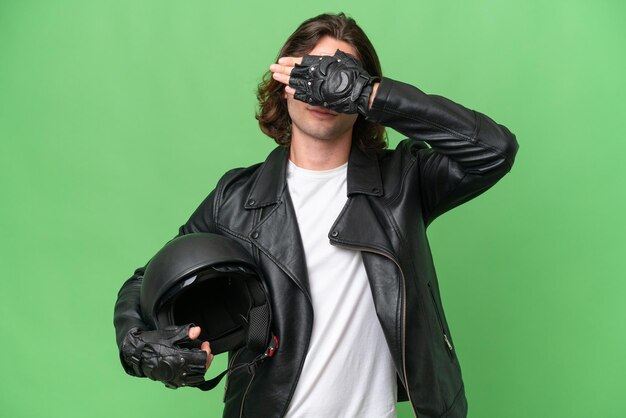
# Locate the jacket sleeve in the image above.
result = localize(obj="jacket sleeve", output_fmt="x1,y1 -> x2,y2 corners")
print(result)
365,77 -> 519,225
112,189 -> 217,375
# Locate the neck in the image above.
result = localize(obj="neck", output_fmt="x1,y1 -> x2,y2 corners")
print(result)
289,129 -> 352,171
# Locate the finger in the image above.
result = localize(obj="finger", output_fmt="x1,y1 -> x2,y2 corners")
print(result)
269,63 -> 294,76
188,326 -> 201,340
278,56 -> 302,66
201,341 -> 214,369
285,86 -> 296,96
272,71 -> 290,86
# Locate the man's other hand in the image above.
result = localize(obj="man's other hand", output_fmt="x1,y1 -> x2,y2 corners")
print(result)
188,325 -> 214,370
121,324 -> 214,389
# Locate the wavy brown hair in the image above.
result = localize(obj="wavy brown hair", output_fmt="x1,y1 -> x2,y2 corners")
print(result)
256,12 -> 387,154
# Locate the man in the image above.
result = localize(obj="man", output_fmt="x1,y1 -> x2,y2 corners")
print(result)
114,12 -> 518,418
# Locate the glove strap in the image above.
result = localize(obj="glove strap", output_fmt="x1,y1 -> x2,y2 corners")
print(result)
129,337 -> 146,377
357,76 -> 381,115
352,74 -> 370,102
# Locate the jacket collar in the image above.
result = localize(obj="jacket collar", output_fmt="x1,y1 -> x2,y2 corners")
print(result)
244,143 -> 383,209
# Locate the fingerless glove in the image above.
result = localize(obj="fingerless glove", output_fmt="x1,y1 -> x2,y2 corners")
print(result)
121,324 -> 207,389
289,49 -> 380,115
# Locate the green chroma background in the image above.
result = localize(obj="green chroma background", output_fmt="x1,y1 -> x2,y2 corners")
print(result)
1,0 -> 624,417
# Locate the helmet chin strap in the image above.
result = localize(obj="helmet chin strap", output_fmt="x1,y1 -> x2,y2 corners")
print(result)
195,335 -> 279,391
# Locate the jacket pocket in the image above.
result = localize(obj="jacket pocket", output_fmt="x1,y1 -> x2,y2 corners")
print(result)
427,282 -> 455,360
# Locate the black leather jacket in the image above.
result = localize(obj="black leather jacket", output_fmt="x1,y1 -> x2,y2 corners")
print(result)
114,77 -> 518,418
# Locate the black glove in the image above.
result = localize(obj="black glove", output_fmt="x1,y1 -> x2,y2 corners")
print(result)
288,49 -> 380,115
121,324 -> 207,389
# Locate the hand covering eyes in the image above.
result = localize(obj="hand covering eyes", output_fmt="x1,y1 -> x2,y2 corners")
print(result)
288,49 -> 380,115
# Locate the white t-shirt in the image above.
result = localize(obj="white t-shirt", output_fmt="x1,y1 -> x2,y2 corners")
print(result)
284,160 -> 397,418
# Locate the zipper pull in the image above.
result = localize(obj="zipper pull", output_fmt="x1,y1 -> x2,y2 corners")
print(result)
443,334 -> 453,352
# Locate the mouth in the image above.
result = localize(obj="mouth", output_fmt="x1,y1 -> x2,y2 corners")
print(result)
307,106 -> 338,116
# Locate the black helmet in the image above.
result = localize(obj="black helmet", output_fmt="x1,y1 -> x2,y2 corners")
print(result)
140,233 -> 276,358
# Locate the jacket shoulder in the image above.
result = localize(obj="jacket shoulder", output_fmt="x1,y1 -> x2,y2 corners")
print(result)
218,162 -> 264,189
378,138 -> 430,161
377,138 -> 430,177
183,161 -> 264,235
372,139 -> 429,202
214,162 -> 264,206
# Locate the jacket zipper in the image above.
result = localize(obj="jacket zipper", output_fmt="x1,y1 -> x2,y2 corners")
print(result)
331,241 -> 418,418
239,370 -> 256,418
427,283 -> 454,357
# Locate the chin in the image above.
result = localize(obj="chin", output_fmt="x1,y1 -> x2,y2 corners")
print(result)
294,122 -> 353,142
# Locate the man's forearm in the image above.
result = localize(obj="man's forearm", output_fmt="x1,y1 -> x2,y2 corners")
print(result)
366,77 -> 518,174
113,271 -> 147,348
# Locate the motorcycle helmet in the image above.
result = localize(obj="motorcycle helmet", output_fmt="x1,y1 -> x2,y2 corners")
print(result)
140,232 -> 276,358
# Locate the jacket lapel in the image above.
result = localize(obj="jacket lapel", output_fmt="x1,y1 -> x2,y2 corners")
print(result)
328,146 -> 404,370
330,145 -> 395,256
243,143 -> 395,298
244,146 -> 311,299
